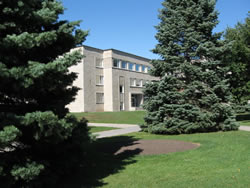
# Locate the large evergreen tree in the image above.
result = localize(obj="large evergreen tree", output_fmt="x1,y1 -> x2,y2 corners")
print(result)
142,0 -> 239,134
0,0 -> 89,187
224,13 -> 250,104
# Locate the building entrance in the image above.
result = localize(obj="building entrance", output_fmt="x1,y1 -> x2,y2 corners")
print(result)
131,94 -> 143,109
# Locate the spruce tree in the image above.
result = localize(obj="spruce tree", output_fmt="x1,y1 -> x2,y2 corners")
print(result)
142,0 -> 239,134
0,0 -> 89,187
224,13 -> 250,104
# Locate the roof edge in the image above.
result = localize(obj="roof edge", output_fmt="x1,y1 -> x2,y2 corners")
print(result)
104,48 -> 151,62
81,45 -> 151,62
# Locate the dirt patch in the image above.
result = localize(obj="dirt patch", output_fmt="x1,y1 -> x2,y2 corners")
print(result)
113,140 -> 200,156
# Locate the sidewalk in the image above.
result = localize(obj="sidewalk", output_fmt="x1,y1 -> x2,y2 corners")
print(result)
88,123 -> 141,138
88,123 -> 139,128
239,126 -> 250,131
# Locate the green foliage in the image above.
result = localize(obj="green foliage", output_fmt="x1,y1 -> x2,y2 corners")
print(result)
143,0 -> 239,134
224,13 -> 250,104
0,0 -> 90,187
11,162 -> 44,182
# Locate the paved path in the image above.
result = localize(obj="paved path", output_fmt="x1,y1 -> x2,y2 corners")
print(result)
239,126 -> 250,131
88,123 -> 139,128
88,123 -> 141,138
89,123 -> 250,138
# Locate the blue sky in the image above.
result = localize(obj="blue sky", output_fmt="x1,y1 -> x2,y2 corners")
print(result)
60,0 -> 249,59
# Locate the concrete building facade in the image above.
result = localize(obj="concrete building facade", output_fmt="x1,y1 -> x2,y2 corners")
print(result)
67,45 -> 157,112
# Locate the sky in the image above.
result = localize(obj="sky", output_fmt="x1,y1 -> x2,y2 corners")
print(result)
60,0 -> 249,59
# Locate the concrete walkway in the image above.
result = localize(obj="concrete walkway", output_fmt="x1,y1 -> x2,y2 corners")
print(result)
239,126 -> 250,131
89,123 -> 250,138
88,123 -> 141,138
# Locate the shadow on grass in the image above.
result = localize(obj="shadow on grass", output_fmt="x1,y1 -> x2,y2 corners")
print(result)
60,136 -> 142,188
236,113 -> 250,121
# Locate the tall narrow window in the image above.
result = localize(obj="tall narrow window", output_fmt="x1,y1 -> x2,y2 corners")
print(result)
121,61 -> 127,69
96,75 -> 104,85
120,85 -> 124,103
120,102 -> 124,111
96,93 -> 104,104
136,64 -> 141,72
120,85 -> 124,93
129,63 -> 134,70
113,59 -> 119,67
131,94 -> 136,107
142,65 -> 146,72
96,58 -> 103,67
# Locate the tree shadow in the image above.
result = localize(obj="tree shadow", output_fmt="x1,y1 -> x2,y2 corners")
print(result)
60,136 -> 142,188
236,113 -> 250,121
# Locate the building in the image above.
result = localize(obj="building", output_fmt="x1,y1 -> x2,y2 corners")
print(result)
67,45 -> 157,112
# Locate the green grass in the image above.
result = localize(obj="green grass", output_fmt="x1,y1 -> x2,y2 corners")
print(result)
237,113 -> 250,126
85,131 -> 250,188
238,120 -> 250,126
73,111 -> 146,124
88,126 -> 119,133
74,111 -> 250,127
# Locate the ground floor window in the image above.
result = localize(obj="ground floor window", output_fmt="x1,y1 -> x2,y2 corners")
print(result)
120,102 -> 124,111
96,93 -> 104,104
131,94 -> 143,107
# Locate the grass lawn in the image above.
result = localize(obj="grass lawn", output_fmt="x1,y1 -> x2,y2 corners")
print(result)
73,111 -> 146,124
88,126 -> 119,133
237,113 -> 250,126
239,120 -> 250,126
73,111 -> 250,127
82,130 -> 250,188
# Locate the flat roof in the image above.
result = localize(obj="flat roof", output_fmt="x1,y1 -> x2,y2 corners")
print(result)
82,45 -> 151,62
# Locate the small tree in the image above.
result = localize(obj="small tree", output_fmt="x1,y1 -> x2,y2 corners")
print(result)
224,13 -> 250,104
0,0 -> 89,187
142,0 -> 239,134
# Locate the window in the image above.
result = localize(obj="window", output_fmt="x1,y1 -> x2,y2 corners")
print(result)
128,63 -> 134,71
96,75 -> 104,85
136,64 -> 141,72
96,58 -> 103,67
96,93 -> 104,104
120,85 -> 124,93
121,61 -> 127,69
120,102 -> 124,111
131,94 -> 136,107
136,79 -> 142,87
131,94 -> 143,107
113,59 -> 120,68
142,65 -> 146,72
130,78 -> 136,86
